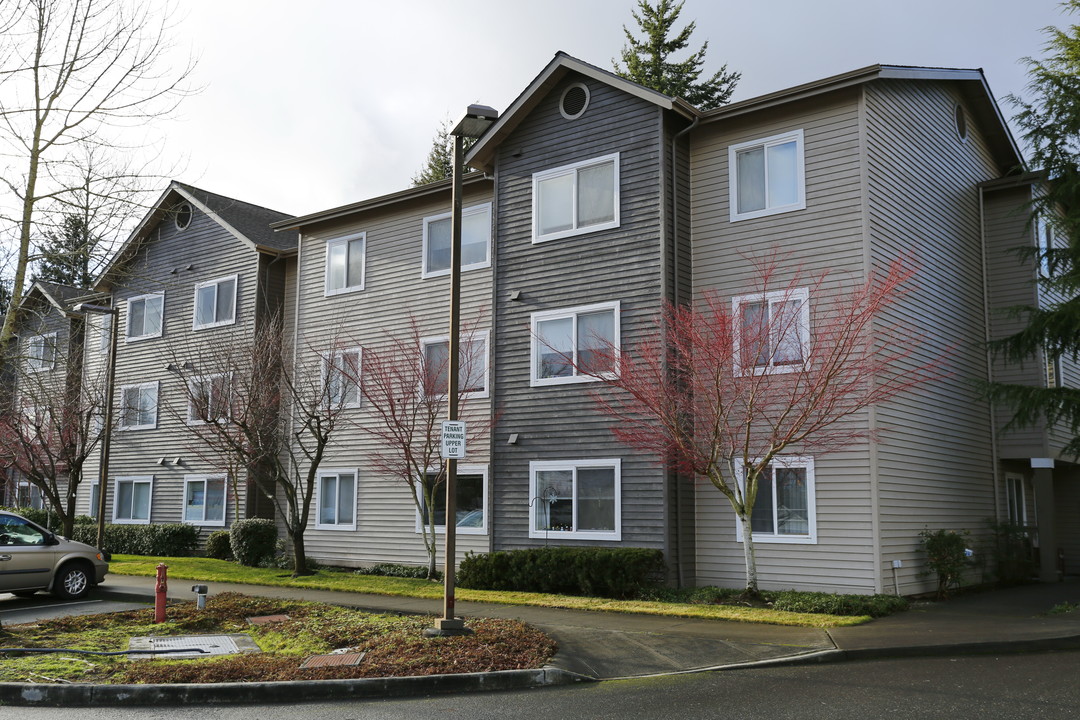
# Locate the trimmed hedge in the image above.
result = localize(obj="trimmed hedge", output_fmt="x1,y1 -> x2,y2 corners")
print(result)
360,562 -> 439,580
229,518 -> 278,567
457,547 -> 666,599
0,507 -> 199,556
205,530 -> 234,560
768,590 -> 909,617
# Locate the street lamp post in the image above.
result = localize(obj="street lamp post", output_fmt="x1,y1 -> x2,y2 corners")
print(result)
73,302 -> 119,550
427,104 -> 497,637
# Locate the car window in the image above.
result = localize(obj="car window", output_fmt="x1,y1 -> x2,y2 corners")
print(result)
0,516 -> 46,546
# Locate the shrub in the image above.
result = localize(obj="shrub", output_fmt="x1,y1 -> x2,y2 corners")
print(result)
458,547 -> 666,599
205,530 -> 234,560
919,528 -> 970,598
67,522 -> 199,556
361,562 -> 437,580
230,519 -> 278,567
768,590 -> 909,617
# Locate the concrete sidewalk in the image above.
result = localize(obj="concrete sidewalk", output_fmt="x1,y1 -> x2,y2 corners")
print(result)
98,574 -> 1080,679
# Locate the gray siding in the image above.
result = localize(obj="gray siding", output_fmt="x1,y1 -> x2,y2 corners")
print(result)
291,183 -> 494,569
690,87 -> 876,593
865,80 -> 1000,594
491,73 -> 669,554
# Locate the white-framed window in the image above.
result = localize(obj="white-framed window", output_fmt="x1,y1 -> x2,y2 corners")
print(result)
126,292 -> 164,340
729,130 -> 806,222
324,347 -> 361,408
531,301 -> 619,386
113,476 -> 153,524
87,479 -> 100,518
735,456 -> 816,544
192,274 -> 238,330
422,203 -> 492,278
118,382 -> 158,430
16,480 -> 44,510
26,333 -> 56,371
420,331 -> 489,398
316,469 -> 357,530
324,232 -> 366,295
732,288 -> 810,375
532,153 -> 619,243
1006,473 -> 1028,526
187,373 -> 232,424
99,314 -> 112,354
529,459 -> 621,541
183,475 -> 226,526
415,465 -> 488,535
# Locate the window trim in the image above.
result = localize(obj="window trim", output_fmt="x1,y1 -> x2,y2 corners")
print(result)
734,456 -> 817,544
532,153 -> 620,243
191,273 -> 239,330
125,292 -> 165,342
530,301 -> 620,387
26,332 -> 57,372
414,464 -> 489,536
314,468 -> 358,531
421,202 -> 492,279
728,129 -> 806,222
322,346 -> 362,409
117,381 -> 159,431
182,474 -> 227,527
324,231 -> 366,296
112,475 -> 153,525
528,459 -> 622,541
186,373 -> 232,425
419,331 -> 490,399
732,288 -> 810,376
87,479 -> 100,518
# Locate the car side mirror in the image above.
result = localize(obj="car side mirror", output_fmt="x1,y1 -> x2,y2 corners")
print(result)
44,532 -> 60,546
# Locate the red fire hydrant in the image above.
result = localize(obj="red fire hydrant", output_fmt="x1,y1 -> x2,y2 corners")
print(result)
155,563 -> 168,623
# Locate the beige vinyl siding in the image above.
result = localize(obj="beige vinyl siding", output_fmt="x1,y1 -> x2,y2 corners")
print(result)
103,203 -> 260,532
690,88 -> 877,593
865,80 -> 1000,594
291,183 -> 494,570
490,73 -> 671,558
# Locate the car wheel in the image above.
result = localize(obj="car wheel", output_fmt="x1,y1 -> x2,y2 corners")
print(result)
12,590 -> 38,598
54,562 -> 92,600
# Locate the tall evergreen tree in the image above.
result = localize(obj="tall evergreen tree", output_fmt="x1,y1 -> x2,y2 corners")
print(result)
613,0 -> 740,110
986,1 -> 1080,456
35,213 -> 99,288
411,117 -> 476,187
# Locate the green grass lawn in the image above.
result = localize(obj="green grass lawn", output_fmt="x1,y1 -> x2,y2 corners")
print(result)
109,555 -> 870,628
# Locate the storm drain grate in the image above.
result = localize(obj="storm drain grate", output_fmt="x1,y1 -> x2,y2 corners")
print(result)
300,651 -> 366,669
246,614 -> 291,626
128,634 -> 261,660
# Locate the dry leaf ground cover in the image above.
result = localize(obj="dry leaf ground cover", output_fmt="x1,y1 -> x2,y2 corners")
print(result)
0,593 -> 555,684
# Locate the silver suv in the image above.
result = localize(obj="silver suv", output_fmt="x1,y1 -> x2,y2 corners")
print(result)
0,510 -> 109,600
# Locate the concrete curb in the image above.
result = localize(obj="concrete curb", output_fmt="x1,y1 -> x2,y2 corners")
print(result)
0,666 -> 593,707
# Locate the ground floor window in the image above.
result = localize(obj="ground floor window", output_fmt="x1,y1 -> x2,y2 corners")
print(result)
88,480 -> 99,518
114,476 -> 153,524
529,459 -> 621,541
736,456 -> 816,544
184,476 -> 226,526
416,466 -> 487,534
317,470 -> 357,530
1006,473 -> 1028,526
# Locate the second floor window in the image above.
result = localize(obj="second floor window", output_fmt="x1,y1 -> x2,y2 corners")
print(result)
421,333 -> 488,397
729,130 -> 805,221
533,153 -> 619,242
193,275 -> 237,329
733,289 -> 810,375
423,203 -> 492,277
531,302 -> 619,386
188,373 -> 231,424
324,348 -> 361,408
119,382 -> 158,430
127,293 -> 164,340
325,232 -> 366,295
27,333 -> 56,371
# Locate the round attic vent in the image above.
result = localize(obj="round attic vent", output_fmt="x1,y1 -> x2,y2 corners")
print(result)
174,203 -> 193,230
560,83 -> 590,120
954,104 -> 968,142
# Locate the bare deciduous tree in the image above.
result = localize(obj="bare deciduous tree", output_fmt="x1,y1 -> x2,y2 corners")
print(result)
0,0 -> 196,343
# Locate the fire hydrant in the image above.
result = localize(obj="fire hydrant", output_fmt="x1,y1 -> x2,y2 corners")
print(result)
155,563 -> 168,623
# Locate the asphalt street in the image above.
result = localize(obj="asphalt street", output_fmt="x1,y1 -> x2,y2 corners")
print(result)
8,651 -> 1079,719
0,593 -> 147,625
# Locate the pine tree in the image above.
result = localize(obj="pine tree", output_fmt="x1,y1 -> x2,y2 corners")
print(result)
986,0 -> 1080,456
613,0 -> 740,110
411,117 -> 477,186
35,213 -> 99,288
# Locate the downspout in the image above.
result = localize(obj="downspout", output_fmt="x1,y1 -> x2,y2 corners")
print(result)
979,187 -> 1003,521
669,114 -> 699,588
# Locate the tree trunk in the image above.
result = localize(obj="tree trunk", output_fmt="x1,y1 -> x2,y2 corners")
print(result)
291,529 -> 310,577
739,513 -> 760,596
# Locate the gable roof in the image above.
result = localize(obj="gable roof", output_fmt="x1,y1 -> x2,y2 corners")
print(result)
95,181 -> 298,291
465,52 -> 697,172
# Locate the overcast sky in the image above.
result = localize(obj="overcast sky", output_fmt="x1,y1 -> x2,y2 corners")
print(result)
160,0 -> 1068,216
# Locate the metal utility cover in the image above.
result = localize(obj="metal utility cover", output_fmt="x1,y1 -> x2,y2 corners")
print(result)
300,651 -> 366,669
128,633 -> 260,660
